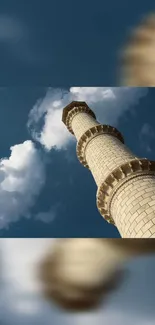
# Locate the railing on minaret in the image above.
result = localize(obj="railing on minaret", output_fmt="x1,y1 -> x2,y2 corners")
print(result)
62,101 -> 155,238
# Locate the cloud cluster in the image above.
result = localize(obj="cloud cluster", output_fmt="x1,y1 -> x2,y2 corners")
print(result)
27,87 -> 148,151
0,140 -> 45,229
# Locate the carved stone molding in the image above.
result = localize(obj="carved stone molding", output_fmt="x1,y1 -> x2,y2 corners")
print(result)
96,158 -> 155,224
76,124 -> 124,168
66,106 -> 96,135
62,101 -> 96,135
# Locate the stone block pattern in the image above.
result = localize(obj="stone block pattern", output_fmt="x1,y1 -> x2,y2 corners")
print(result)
110,175 -> 155,238
71,113 -> 99,141
66,105 -> 155,238
85,134 -> 136,187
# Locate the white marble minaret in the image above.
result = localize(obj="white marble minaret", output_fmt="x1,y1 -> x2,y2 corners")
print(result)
62,101 -> 155,238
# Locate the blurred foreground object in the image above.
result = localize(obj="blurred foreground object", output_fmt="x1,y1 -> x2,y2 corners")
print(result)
39,238 -> 155,312
120,13 -> 155,86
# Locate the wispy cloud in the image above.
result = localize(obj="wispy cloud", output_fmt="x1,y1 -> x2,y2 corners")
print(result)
35,203 -> 60,223
0,15 -> 25,43
27,87 -> 148,151
140,123 -> 155,138
139,123 -> 155,153
0,14 -> 45,65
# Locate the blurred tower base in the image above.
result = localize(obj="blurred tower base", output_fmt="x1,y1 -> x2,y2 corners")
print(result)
119,13 -> 155,86
39,238 -> 155,311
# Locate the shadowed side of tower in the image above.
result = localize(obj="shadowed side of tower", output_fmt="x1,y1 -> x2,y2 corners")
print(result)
62,101 -> 155,238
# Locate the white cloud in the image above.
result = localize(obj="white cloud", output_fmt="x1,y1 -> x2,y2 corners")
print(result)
0,140 -> 45,229
1,239 -> 55,316
2,239 -> 54,294
27,88 -> 74,151
27,87 -> 148,151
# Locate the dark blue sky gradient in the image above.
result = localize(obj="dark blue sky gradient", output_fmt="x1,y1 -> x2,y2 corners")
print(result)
0,0 -> 155,85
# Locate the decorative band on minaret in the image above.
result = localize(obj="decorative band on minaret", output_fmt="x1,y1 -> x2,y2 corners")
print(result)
62,101 -> 155,238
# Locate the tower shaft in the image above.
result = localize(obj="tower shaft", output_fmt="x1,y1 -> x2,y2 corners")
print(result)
62,101 -> 155,238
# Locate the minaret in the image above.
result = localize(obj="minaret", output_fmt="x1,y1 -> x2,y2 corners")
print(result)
62,101 -> 155,238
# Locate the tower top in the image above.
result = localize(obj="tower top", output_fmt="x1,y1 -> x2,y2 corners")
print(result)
62,101 -> 96,126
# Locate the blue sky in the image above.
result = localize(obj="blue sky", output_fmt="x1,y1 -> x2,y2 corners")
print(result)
0,87 -> 154,237
1,239 -> 155,325
0,0 -> 155,85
